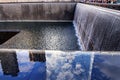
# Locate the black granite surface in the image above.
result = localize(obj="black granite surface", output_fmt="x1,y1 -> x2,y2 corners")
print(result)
0,22 -> 80,50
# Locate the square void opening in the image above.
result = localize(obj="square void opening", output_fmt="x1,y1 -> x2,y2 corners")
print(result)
0,30 -> 20,44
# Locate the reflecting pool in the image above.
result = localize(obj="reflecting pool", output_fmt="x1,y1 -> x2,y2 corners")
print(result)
0,50 -> 119,80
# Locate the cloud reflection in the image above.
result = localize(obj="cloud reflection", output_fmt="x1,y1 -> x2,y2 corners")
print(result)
92,54 -> 120,80
46,51 -> 89,80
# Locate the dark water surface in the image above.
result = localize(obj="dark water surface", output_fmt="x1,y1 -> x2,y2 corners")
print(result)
0,22 -> 80,50
0,50 -> 119,80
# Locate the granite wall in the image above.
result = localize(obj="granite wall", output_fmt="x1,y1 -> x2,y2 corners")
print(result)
0,3 -> 76,21
74,3 -> 120,51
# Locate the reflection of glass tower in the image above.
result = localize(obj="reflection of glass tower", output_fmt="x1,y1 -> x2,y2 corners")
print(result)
0,51 -> 19,76
29,51 -> 46,80
29,51 -> 46,62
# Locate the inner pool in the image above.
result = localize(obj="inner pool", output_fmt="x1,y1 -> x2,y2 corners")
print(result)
0,22 -> 80,50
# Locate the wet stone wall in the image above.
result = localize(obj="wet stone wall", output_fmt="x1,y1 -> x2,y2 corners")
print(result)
0,3 -> 76,21
74,3 -> 120,51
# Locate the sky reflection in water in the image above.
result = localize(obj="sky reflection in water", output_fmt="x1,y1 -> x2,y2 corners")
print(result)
0,50 -> 119,80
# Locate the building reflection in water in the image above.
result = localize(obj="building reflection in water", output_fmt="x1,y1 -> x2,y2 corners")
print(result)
29,50 -> 46,62
0,51 -> 19,77
0,50 -> 46,79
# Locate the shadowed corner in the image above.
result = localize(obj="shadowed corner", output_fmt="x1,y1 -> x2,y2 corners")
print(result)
0,30 -> 20,45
